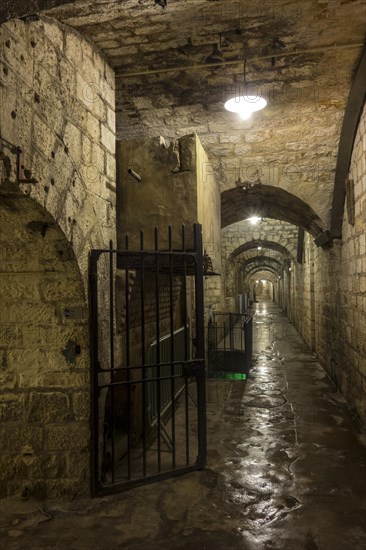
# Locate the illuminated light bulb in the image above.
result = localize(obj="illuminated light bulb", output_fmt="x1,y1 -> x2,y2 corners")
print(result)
224,95 -> 267,120
248,216 -> 261,225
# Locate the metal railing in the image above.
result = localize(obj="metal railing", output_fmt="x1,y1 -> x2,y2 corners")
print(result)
146,326 -> 189,432
207,312 -> 253,374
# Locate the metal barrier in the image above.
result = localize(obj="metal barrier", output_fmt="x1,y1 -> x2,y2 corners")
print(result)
146,326 -> 189,441
208,312 -> 253,374
90,223 -> 206,495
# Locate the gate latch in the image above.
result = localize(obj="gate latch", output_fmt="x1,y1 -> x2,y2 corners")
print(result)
183,361 -> 203,378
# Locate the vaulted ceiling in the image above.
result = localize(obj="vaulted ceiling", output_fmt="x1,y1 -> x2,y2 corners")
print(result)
2,0 -> 366,231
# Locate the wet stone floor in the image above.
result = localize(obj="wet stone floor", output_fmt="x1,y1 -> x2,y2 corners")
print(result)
1,302 -> 366,549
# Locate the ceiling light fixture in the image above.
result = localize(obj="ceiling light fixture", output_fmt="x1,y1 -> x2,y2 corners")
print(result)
224,60 -> 267,120
248,216 -> 262,225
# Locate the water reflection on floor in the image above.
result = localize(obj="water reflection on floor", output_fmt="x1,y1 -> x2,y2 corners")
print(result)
1,302 -> 365,549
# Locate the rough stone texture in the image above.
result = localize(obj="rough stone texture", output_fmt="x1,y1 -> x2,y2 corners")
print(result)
0,17 -> 116,284
41,0 -> 366,229
0,18 -> 116,499
0,197 -> 90,499
114,135 -> 220,442
293,104 -> 366,426
116,134 -> 221,320
220,218 -> 298,311
0,304 -> 366,549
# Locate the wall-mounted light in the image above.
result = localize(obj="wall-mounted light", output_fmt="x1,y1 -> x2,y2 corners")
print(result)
257,246 -> 262,250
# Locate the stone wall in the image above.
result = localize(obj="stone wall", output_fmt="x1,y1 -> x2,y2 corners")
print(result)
196,137 -> 222,317
292,103 -> 366,426
0,17 -> 116,498
116,133 -> 221,316
0,16 -> 116,282
221,218 -> 298,311
115,134 -> 220,441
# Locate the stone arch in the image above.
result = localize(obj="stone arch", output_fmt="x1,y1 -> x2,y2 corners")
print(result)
0,194 -> 89,499
230,240 -> 291,260
221,185 -> 325,237
239,255 -> 282,272
246,266 -> 281,278
0,16 -> 116,286
247,268 -> 280,303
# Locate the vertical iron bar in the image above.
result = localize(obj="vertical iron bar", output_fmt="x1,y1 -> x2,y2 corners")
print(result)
223,321 -> 226,370
230,313 -> 234,349
241,316 -> 244,351
168,225 -> 176,469
182,224 -> 190,465
89,251 -> 100,495
125,234 -> 132,480
109,241 -> 116,484
140,230 -> 147,477
193,223 -> 207,468
154,226 -> 161,473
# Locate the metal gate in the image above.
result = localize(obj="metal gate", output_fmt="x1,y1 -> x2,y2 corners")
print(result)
208,313 -> 253,375
89,224 -> 206,495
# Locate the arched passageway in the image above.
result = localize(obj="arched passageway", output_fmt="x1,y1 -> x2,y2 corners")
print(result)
0,194 -> 89,499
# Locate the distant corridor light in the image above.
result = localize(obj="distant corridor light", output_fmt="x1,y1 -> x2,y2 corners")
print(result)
248,216 -> 262,225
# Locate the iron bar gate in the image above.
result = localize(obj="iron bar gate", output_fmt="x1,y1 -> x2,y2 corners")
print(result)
208,313 -> 253,375
89,224 -> 206,495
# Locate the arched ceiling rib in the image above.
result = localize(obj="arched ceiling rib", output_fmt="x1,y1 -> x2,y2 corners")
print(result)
221,185 -> 324,237
2,1 -> 365,236
331,45 -> 366,238
239,255 -> 282,272
231,240 -> 290,260
245,265 -> 281,279
247,267 -> 280,277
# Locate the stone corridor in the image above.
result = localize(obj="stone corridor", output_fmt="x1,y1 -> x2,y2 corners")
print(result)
1,302 -> 365,550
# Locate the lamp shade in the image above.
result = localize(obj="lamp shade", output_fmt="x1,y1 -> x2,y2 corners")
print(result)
225,95 -> 267,119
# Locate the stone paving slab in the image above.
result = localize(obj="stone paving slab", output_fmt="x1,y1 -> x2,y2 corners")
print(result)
0,303 -> 365,549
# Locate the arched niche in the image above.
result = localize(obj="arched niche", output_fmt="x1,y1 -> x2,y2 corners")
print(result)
0,194 -> 90,499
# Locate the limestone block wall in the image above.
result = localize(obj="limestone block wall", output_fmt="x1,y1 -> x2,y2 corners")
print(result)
0,17 -> 116,498
292,103 -> 366,426
0,16 -> 116,281
221,219 -> 297,311
196,137 -> 222,316
292,233 -> 314,349
116,134 -> 221,317
324,101 -> 366,424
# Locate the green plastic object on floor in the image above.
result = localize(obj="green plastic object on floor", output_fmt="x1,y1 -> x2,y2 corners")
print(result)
208,372 -> 246,380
